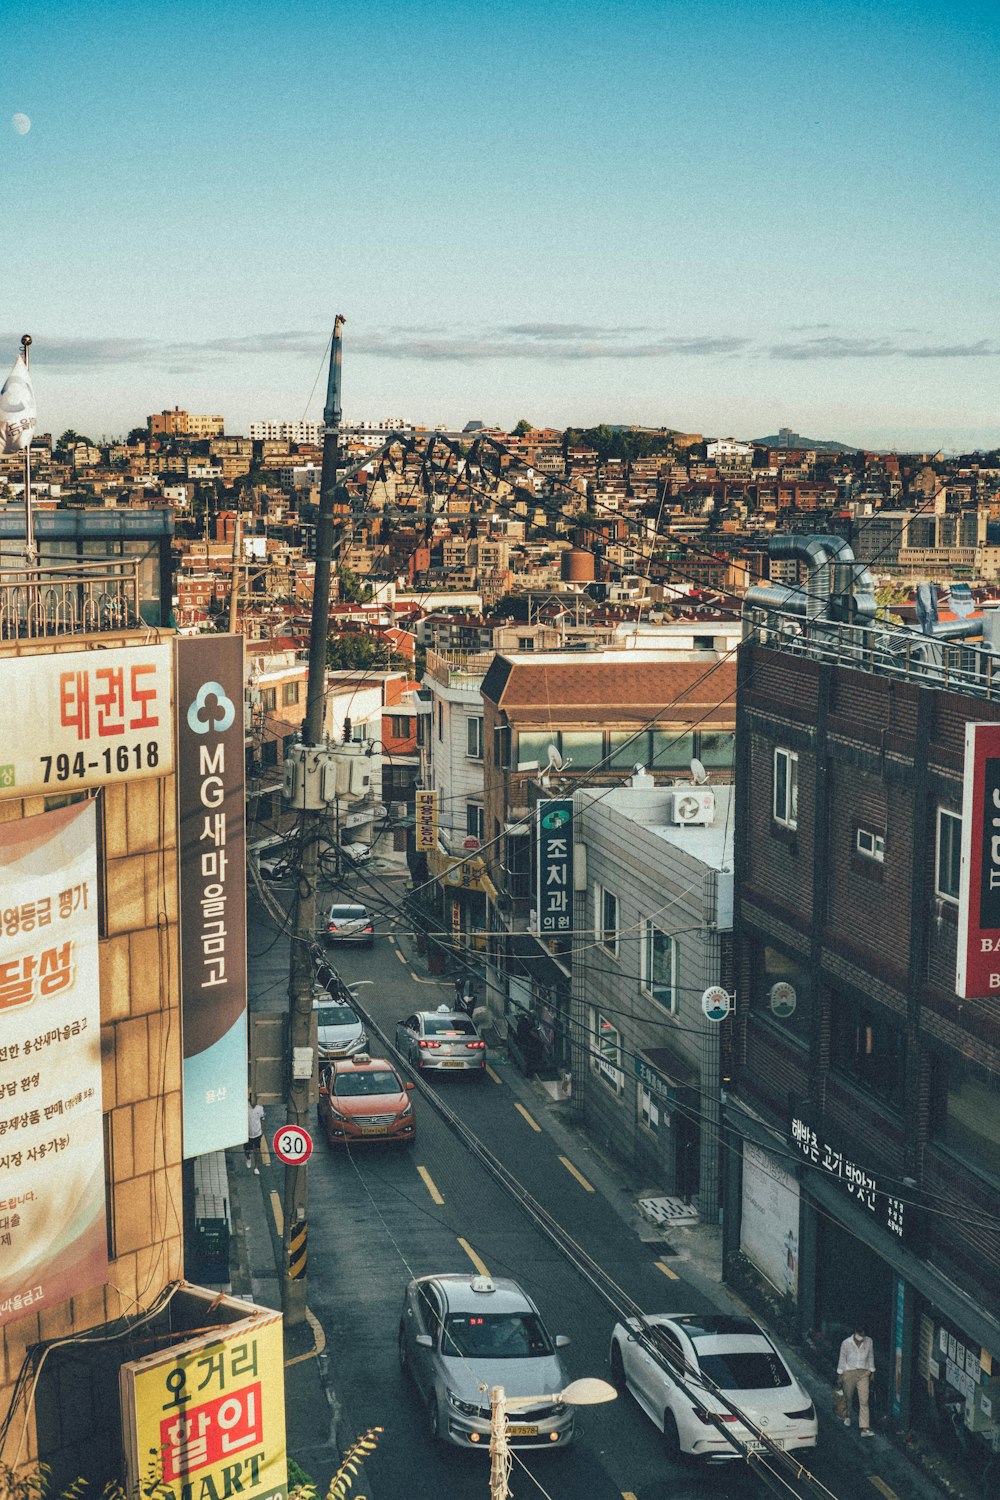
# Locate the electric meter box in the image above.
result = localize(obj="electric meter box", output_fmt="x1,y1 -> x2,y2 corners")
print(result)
283,744 -> 373,808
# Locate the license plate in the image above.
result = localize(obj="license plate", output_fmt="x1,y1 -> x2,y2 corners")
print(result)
440,1060 -> 465,1068
745,1439 -> 780,1452
507,1424 -> 538,1437
358,1125 -> 387,1135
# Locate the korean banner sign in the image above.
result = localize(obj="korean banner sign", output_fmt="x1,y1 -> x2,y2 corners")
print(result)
536,798 -> 574,935
120,1309 -> 287,1500
415,789 -> 439,852
957,721 -> 1000,999
175,636 -> 248,1158
0,800 -> 107,1328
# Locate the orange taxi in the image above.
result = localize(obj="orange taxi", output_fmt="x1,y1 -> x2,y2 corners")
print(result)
318,1053 -> 416,1146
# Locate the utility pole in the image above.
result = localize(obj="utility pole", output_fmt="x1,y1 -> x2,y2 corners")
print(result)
282,314 -> 345,1328
228,510 -> 242,634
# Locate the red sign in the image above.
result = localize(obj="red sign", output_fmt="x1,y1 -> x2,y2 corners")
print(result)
160,1381 -> 263,1480
272,1125 -> 313,1165
956,721 -> 1000,998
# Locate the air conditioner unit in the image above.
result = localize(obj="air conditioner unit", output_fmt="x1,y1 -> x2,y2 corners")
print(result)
670,788 -> 716,826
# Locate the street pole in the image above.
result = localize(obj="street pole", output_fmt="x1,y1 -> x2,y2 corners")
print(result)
488,1386 -> 511,1500
228,509 -> 242,634
282,314 -> 346,1328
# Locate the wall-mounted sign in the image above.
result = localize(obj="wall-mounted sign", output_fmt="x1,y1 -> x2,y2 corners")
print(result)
536,799 -> 574,935
769,980 -> 797,1018
415,789 -> 439,852
957,721 -> 1000,998
701,986 -> 731,1022
175,636 -> 247,1159
0,644 -> 173,801
790,1109 -> 907,1243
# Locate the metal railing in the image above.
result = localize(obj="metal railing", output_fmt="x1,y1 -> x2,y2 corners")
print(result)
0,559 -> 143,640
744,606 -> 1000,703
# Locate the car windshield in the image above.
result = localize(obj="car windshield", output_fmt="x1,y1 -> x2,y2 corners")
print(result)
695,1349 -> 792,1390
424,1015 -> 477,1036
330,907 -> 367,920
333,1070 -> 399,1097
442,1312 -> 553,1360
315,1005 -> 359,1027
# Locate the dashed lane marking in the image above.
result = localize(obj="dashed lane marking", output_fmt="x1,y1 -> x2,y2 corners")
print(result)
270,1191 -> 283,1237
559,1155 -> 595,1193
485,1064 -> 503,1084
655,1259 -> 680,1281
515,1103 -> 542,1132
395,949 -> 407,964
622,1492 -> 639,1500
417,1165 -> 445,1205
457,1237 -> 491,1276
410,971 -> 422,983
260,1135 -> 270,1166
869,1480 -> 899,1500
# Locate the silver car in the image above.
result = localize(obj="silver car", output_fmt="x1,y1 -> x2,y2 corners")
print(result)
312,996 -> 367,1060
399,1274 -> 573,1450
323,902 -> 375,947
395,1006 -> 486,1075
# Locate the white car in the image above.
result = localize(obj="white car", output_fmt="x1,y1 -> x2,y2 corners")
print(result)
608,1313 -> 817,1462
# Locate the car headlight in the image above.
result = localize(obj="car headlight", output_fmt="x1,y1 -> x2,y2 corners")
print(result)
327,1106 -> 347,1121
447,1390 -> 484,1418
347,1033 -> 367,1054
400,1102 -> 414,1119
549,1402 -> 567,1415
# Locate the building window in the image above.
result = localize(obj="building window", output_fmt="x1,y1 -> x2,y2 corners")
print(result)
437,701 -> 444,742
260,686 -> 277,712
773,748 -> 798,829
856,827 -> 885,862
638,1083 -> 661,1133
390,714 -> 411,738
831,994 -> 905,1112
466,803 -> 485,842
756,944 -> 813,1039
932,1055 -> 1000,1183
467,716 -> 484,759
517,637 -> 535,651
591,1010 -> 623,1091
641,921 -> 677,1014
494,723 -> 511,769
936,808 -> 961,903
595,883 -> 619,956
282,681 -> 300,707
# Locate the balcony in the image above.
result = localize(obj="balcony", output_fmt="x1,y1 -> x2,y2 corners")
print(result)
424,648 -> 495,686
0,559 -> 143,641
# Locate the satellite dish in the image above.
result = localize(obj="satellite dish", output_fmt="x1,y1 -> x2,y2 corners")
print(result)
545,743 -> 563,772
690,757 -> 708,785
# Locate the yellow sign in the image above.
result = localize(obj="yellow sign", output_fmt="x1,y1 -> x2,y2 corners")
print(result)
415,789 -> 439,852
427,847 -> 492,893
120,1309 -> 286,1500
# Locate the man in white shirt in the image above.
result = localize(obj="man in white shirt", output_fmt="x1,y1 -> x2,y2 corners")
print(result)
246,1094 -> 265,1174
837,1326 -> 876,1435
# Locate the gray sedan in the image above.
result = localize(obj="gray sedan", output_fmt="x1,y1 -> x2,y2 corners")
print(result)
398,1274 -> 574,1450
394,1007 -> 486,1075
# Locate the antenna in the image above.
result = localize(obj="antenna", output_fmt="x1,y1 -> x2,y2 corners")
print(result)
690,757 -> 708,785
545,743 -> 563,772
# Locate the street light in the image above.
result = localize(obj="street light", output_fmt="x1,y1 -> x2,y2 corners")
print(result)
487,1378 -> 617,1500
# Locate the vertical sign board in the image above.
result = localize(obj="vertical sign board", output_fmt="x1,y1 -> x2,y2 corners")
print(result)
415,789 -> 439,852
956,721 -> 1000,998
0,801 -> 108,1327
175,636 -> 247,1158
536,798 -> 574,935
120,1309 -> 287,1500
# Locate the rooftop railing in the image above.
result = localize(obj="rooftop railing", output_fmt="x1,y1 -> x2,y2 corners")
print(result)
744,605 -> 1000,704
0,559 -> 143,641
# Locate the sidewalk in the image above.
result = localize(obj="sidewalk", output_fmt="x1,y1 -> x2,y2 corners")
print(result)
225,1147 -> 342,1494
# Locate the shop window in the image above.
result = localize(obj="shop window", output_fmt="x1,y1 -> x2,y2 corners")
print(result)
831,994 -> 904,1111
282,681 -> 300,707
936,809 -> 961,904
774,748 -> 798,829
609,730 -> 648,769
756,945 -> 813,1040
517,730 -> 556,766
932,1055 -> 1000,1183
697,731 -> 735,769
650,731 -> 694,773
595,883 -> 619,956
638,1083 -> 661,1133
560,731 -> 604,770
641,921 -> 677,1014
591,1010 -> 623,1091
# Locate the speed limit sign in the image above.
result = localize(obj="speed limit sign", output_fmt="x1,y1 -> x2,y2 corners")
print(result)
272,1125 -> 314,1165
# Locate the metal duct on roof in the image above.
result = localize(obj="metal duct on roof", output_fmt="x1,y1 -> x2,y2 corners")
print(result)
744,533 -> 877,625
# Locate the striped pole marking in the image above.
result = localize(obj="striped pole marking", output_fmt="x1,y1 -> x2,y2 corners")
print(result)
288,1219 -> 307,1280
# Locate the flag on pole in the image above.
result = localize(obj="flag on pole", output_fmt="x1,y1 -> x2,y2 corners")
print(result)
0,353 -> 36,454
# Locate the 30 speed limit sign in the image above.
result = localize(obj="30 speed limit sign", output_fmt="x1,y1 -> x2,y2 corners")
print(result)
272,1125 -> 314,1165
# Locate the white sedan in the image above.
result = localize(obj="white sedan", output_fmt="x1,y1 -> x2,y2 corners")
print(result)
608,1313 -> 818,1462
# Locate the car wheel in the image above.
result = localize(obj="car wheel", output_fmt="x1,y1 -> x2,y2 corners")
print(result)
663,1410 -> 684,1463
397,1324 -> 409,1375
609,1343 -> 626,1392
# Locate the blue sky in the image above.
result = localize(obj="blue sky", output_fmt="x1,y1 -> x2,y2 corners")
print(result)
3,0 -> 997,449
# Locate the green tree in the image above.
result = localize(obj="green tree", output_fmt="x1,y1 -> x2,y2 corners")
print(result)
326,633 -> 407,673
336,566 -> 373,604
57,429 -> 95,449
511,418 -> 534,436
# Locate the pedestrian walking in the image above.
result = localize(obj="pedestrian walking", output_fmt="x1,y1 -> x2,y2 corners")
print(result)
246,1093 -> 265,1174
837,1325 -> 876,1436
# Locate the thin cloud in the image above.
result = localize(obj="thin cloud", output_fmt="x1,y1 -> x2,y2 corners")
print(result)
771,334 -> 1000,361
351,330 -> 750,362
904,340 -> 997,358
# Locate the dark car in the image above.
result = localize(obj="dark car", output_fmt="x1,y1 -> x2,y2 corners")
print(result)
395,1006 -> 486,1075
324,902 -> 375,947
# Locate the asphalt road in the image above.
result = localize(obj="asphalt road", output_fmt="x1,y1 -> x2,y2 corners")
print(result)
247,869 -> 937,1500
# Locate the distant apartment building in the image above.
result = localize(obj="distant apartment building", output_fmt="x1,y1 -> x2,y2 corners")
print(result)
148,407 -> 224,438
249,420 -> 323,444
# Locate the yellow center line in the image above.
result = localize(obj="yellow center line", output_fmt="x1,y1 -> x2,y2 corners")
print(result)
409,971 -> 422,983
559,1155 -> 594,1192
869,1480 -> 899,1500
269,1190 -> 283,1236
387,933 -> 396,944
260,1135 -> 270,1166
457,1237 -> 491,1276
655,1259 -> 680,1281
515,1102 -> 542,1132
417,1165 -> 444,1204
622,1492 -> 639,1500
485,1064 -> 502,1085
395,948 -> 407,964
